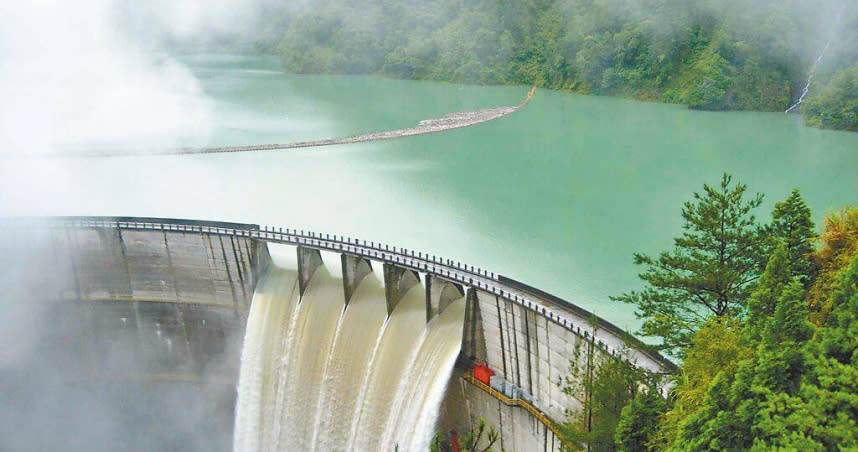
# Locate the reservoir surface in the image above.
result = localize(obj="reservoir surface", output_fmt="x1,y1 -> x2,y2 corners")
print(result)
5,53 -> 857,329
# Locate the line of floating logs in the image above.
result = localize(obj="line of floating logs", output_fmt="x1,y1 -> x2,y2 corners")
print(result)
39,86 -> 536,158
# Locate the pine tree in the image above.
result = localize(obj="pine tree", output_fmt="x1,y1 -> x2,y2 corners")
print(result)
752,256 -> 858,450
754,280 -> 813,394
796,256 -> 858,448
649,209 -> 858,451
613,174 -> 767,356
810,206 -> 858,320
769,189 -> 817,285
671,257 -> 858,451
614,384 -> 668,452
559,336 -> 644,452
673,280 -> 813,451
746,243 -> 792,333
764,280 -> 813,346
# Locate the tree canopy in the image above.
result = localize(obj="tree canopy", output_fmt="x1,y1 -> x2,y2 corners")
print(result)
584,178 -> 858,451
612,174 -> 767,356
769,189 -> 817,285
610,205 -> 858,452
805,64 -> 858,132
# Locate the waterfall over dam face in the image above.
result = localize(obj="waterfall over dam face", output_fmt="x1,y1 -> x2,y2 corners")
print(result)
233,251 -> 466,452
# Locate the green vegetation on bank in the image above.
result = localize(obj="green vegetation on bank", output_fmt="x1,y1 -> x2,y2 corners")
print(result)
554,176 -> 858,451
558,336 -> 651,451
805,64 -> 858,132
256,0 -> 857,131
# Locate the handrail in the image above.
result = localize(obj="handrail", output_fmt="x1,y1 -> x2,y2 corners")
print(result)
1,215 -> 674,372
462,372 -> 561,437
498,276 -> 675,371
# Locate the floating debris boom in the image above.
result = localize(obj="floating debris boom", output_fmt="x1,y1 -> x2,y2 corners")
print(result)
39,86 -> 536,158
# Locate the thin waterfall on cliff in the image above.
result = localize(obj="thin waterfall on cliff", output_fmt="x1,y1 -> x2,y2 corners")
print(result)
233,250 -> 466,451
785,8 -> 844,113
785,41 -> 832,113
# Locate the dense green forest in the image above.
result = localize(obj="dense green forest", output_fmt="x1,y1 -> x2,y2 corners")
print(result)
255,0 -> 857,131
805,65 -> 858,131
553,176 -> 858,451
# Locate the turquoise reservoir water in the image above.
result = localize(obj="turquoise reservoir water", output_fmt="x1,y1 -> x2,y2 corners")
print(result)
5,53 -> 857,330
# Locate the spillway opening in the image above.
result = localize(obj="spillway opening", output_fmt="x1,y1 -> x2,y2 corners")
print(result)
233,248 -> 465,451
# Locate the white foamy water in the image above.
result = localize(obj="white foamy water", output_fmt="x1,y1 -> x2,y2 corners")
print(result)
274,267 -> 344,450
311,274 -> 387,450
233,265 -> 300,451
348,285 -> 429,451
233,261 -> 465,451
386,298 -> 466,450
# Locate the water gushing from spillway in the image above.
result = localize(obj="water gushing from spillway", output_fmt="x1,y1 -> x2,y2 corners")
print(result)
233,265 -> 301,451
384,299 -> 467,450
233,254 -> 465,451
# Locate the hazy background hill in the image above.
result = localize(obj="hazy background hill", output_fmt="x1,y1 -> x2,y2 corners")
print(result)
246,0 -> 857,130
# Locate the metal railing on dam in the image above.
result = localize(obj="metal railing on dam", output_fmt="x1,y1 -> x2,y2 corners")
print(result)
10,215 -> 674,374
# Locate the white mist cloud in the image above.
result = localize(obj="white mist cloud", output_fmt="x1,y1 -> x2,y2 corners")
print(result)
124,0 -> 270,40
0,0 -> 274,217
0,0 -> 257,441
0,0 -> 213,156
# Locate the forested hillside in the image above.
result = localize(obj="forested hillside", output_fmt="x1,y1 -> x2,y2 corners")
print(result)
255,0 -> 857,131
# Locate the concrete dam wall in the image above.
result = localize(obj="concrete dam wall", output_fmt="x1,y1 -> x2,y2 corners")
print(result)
37,217 -> 268,311
2,216 -> 673,451
0,218 -> 272,451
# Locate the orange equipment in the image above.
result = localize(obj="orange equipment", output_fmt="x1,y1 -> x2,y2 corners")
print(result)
473,363 -> 494,385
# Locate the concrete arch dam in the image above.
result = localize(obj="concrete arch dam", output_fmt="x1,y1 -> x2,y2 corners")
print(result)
2,216 -> 673,452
